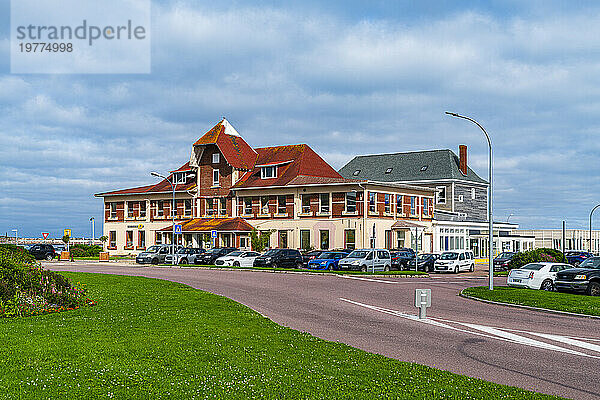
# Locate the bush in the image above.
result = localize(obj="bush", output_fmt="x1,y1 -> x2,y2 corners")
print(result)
508,248 -> 567,270
70,244 -> 102,257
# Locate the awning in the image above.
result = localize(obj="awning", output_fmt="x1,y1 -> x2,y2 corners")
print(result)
157,217 -> 254,233
391,220 -> 427,230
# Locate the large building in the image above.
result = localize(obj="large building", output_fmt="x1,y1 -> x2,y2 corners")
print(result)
516,229 -> 600,254
96,119 -> 435,255
339,146 -> 534,257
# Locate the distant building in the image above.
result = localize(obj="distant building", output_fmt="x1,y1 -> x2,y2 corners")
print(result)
516,229 -> 600,254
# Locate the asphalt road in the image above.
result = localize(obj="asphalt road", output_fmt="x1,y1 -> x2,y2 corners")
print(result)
47,261 -> 600,400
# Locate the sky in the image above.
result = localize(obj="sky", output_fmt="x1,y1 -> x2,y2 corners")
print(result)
1,0 -> 600,238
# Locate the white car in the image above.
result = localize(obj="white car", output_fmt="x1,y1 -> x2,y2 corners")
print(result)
507,262 -> 572,291
434,250 -> 474,273
214,251 -> 261,267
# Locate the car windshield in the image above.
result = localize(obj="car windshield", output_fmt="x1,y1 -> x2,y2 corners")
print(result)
206,248 -> 222,254
176,248 -> 188,254
227,251 -> 243,257
146,246 -> 161,253
348,250 -> 370,258
565,252 -> 578,256
418,254 -> 430,260
496,252 -> 513,258
440,252 -> 458,260
263,249 -> 282,256
521,263 -> 545,270
579,257 -> 600,269
317,252 -> 336,259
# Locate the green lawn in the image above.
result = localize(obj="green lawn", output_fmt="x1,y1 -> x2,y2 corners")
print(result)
177,263 -> 428,276
0,273 -> 561,399
463,286 -> 600,316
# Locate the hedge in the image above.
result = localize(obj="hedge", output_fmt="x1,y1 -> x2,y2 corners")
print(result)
507,248 -> 567,270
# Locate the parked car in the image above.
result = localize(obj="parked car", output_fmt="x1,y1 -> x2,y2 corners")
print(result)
28,244 -> 57,260
507,262 -> 572,291
564,251 -> 594,267
307,251 -> 347,270
253,249 -> 303,268
337,249 -> 392,272
407,253 -> 439,272
555,256 -> 600,295
493,252 -> 516,271
215,251 -> 261,267
136,245 -> 173,265
390,248 -> 415,270
195,247 -> 238,265
165,247 -> 205,265
433,250 -> 475,273
302,250 -> 323,266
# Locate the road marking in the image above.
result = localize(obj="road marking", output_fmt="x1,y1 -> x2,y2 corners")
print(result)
338,276 -> 400,284
340,298 -> 600,359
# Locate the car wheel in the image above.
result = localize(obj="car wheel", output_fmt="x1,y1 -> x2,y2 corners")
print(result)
384,265 -> 390,272
296,262 -> 303,269
181,258 -> 188,265
361,265 -> 367,273
272,262 -> 278,268
454,266 -> 459,274
469,264 -> 474,272
541,279 -> 554,291
45,254 -> 53,261
151,258 -> 159,265
587,281 -> 600,296
233,261 -> 240,267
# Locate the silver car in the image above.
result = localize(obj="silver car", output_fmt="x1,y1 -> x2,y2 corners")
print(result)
136,245 -> 173,265
165,247 -> 205,265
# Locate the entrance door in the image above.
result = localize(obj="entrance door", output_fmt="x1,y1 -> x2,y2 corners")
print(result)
221,233 -> 231,247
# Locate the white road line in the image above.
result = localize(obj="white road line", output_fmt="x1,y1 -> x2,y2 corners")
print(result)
338,276 -> 400,284
340,298 -> 599,359
527,332 -> 600,353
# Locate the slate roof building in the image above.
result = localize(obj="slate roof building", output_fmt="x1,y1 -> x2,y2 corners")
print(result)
96,119 -> 435,255
339,146 -> 533,257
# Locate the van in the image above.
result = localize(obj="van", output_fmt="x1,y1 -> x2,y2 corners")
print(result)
338,249 -> 391,272
434,250 -> 474,273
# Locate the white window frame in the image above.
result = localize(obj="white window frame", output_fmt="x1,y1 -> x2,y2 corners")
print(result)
301,194 -> 311,214
410,196 -> 417,216
396,195 -> 403,214
173,172 -> 186,184
384,194 -> 391,214
277,195 -> 287,214
319,193 -> 330,214
471,187 -> 476,199
212,153 -> 220,164
110,202 -> 118,219
369,192 -> 376,213
219,198 -> 227,216
212,169 -> 220,186
458,194 -> 464,202
345,192 -> 357,213
184,199 -> 192,217
436,186 -> 446,205
157,200 -> 164,217
205,198 -> 214,216
244,197 -> 253,215
261,196 -> 270,215
139,201 -> 147,218
261,166 -> 277,179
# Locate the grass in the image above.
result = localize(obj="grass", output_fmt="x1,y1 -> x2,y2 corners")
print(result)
0,273 -> 560,399
462,286 -> 600,316
175,263 -> 428,276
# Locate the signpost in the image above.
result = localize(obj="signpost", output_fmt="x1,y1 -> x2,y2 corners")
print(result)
174,224 -> 182,235
415,289 -> 431,319
211,230 -> 217,248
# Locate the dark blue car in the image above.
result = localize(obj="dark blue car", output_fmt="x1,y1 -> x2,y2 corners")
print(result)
565,251 -> 593,266
307,251 -> 347,270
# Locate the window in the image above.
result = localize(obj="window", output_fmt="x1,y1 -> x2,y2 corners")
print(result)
436,186 -> 446,204
184,199 -> 192,216
206,198 -> 214,216
385,168 -> 393,174
213,169 -> 220,186
109,231 -> 117,248
155,232 -> 162,245
261,196 -> 270,214
244,197 -> 253,215
173,172 -> 186,184
369,192 -> 376,213
384,194 -> 391,213
301,195 -> 311,214
279,231 -> 288,248
353,169 -> 361,176
261,166 -> 277,179
277,195 -> 287,214
420,165 -> 428,172
423,198 -> 430,217
139,201 -> 146,218
127,201 -> 135,218
345,229 -> 356,250
110,203 -> 117,219
240,236 -> 249,248
320,230 -> 330,250
212,153 -> 220,164
157,200 -> 164,217
458,195 -> 464,202
319,194 -> 330,213
471,188 -> 476,199
396,195 -> 403,214
300,230 -> 311,250
138,231 -> 146,248
219,198 -> 227,216
410,196 -> 417,216
170,200 -> 177,217
345,192 -> 357,213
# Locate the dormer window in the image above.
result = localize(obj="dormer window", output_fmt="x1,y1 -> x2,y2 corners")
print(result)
173,172 -> 186,184
420,165 -> 428,172
385,168 -> 393,174
261,166 -> 277,179
212,153 -> 220,164
353,170 -> 361,176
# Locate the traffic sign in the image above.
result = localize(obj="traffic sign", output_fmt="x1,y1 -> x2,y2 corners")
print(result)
137,224 -> 144,230
42,232 -> 49,239
211,230 -> 218,239
64,229 -> 71,237
174,224 -> 182,234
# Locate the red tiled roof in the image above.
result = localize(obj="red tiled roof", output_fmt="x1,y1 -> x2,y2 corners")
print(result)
193,120 -> 257,170
233,144 -> 342,189
170,162 -> 192,173
391,220 -> 426,229
157,217 -> 253,232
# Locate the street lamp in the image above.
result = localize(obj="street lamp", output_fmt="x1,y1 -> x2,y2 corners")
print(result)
446,112 -> 494,290
12,229 -> 18,246
507,214 -> 514,223
590,204 -> 600,253
90,217 -> 95,245
151,171 -> 195,265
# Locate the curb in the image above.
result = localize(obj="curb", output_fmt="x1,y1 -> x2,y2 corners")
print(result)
459,289 -> 600,320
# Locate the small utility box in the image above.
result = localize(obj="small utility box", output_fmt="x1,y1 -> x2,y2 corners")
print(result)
99,252 -> 110,261
60,251 -> 70,261
415,289 -> 431,319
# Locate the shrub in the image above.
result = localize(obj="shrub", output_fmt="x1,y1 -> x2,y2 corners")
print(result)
71,244 -> 102,257
508,248 -> 567,270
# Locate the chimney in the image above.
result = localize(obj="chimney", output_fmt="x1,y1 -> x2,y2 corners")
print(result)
459,145 -> 468,175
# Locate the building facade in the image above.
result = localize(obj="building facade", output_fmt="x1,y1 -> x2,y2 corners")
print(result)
97,119 -> 435,255
516,229 -> 600,254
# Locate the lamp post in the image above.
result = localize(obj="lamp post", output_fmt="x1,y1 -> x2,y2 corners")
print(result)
12,229 -> 18,246
446,112 -> 494,290
507,213 -> 514,223
151,171 -> 196,265
90,217 -> 95,246
590,204 -> 600,253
